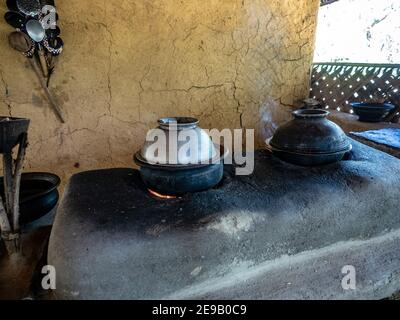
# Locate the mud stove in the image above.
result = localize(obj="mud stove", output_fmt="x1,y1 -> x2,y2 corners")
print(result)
48,140 -> 400,299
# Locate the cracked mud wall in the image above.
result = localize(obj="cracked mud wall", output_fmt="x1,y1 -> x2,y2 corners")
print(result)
0,0 -> 319,185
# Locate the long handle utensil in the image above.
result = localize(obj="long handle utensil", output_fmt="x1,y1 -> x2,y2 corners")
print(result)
8,31 -> 66,123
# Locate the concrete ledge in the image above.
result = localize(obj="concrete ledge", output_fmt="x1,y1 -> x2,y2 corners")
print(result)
350,134 -> 400,159
327,111 -> 400,158
48,140 -> 400,300
329,110 -> 400,133
168,228 -> 400,300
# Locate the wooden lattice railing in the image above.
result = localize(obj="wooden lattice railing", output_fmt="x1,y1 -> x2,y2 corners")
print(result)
310,63 -> 400,121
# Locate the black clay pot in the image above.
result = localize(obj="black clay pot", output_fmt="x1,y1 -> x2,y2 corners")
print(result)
138,163 -> 224,196
134,150 -> 225,195
350,102 -> 395,122
267,147 -> 350,167
269,109 -> 352,166
0,172 -> 60,225
0,117 -> 30,154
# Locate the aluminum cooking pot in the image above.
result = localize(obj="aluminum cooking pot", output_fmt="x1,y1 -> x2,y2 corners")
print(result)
139,117 -> 218,166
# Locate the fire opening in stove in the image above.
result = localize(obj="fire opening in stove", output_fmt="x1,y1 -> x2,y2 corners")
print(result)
148,189 -> 178,200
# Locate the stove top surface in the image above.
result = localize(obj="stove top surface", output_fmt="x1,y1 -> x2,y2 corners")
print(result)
48,139 -> 400,299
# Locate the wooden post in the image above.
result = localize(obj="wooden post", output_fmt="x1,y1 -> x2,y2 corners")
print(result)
0,196 -> 11,234
12,133 -> 28,233
2,152 -> 14,223
0,133 -> 28,255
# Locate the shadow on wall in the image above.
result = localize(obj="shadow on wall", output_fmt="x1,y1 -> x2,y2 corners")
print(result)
258,100 -> 293,144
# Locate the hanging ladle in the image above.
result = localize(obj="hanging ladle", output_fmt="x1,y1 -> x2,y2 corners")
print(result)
26,19 -> 45,42
4,11 -> 26,29
25,19 -> 49,78
8,31 -> 66,123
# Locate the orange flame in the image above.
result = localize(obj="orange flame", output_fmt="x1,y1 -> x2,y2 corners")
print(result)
148,189 -> 177,199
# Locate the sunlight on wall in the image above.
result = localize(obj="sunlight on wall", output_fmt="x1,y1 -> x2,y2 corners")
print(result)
314,0 -> 400,63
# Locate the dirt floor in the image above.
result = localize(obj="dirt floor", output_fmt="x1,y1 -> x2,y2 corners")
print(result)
0,226 -> 51,300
